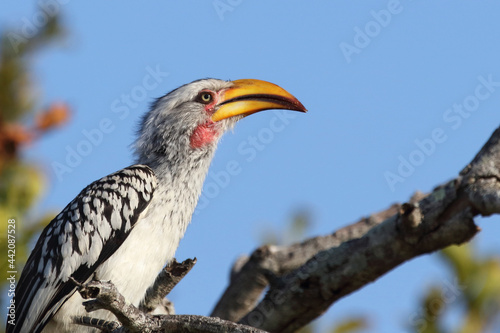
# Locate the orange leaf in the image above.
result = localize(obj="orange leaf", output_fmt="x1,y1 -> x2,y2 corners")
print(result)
35,102 -> 70,131
0,123 -> 33,162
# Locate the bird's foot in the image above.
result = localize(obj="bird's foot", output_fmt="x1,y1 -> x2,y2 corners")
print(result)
72,315 -> 120,332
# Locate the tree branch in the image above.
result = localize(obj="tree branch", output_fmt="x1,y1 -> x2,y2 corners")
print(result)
154,315 -> 267,333
77,279 -> 267,333
211,202 -> 402,321
232,126 -> 500,332
139,258 -> 196,314
80,279 -> 153,333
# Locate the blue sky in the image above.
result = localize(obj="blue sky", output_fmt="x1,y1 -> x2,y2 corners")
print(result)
2,1 -> 500,332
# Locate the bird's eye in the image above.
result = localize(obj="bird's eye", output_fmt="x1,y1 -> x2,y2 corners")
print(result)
198,92 -> 213,104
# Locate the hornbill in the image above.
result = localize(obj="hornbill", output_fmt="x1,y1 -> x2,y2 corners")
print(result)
7,78 -> 306,333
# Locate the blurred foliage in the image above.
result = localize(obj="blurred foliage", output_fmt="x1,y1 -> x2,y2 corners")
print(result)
409,243 -> 500,333
330,318 -> 370,333
259,209 -> 314,246
0,10 -> 69,329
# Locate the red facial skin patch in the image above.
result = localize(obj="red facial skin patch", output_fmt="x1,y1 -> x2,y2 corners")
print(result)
190,122 -> 218,149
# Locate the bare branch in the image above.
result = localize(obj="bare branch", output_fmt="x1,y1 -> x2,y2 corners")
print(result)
155,315 -> 268,333
79,280 -> 150,333
460,126 -> 500,216
211,202 -> 400,321
234,126 -> 500,332
139,258 -> 196,314
77,279 -> 266,333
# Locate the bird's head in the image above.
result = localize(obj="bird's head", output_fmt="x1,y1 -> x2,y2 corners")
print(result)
134,78 -> 306,166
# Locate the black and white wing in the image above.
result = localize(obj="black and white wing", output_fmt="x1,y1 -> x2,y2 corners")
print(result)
7,165 -> 156,333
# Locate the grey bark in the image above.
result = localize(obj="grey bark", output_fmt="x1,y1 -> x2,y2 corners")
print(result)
139,258 -> 196,314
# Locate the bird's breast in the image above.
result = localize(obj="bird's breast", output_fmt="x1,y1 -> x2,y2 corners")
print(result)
94,196 -> 191,306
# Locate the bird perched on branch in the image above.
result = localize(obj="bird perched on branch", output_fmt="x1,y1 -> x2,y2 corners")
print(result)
8,78 -> 306,333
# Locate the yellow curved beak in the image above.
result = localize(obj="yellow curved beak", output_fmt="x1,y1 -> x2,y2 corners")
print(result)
211,79 -> 307,122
